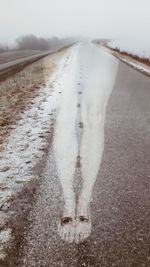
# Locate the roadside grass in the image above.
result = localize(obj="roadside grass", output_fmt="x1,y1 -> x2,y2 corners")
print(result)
106,46 -> 150,67
0,50 -> 41,64
0,49 -> 65,148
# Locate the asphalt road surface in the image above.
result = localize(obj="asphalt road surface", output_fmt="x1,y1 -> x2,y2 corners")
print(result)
17,43 -> 150,267
0,51 -> 51,72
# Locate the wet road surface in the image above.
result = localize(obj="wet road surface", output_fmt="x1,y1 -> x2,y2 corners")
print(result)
17,43 -> 150,267
0,51 -> 52,72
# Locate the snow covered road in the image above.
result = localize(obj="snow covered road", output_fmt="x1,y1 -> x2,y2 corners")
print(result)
53,43 -> 118,243
1,42 -> 150,266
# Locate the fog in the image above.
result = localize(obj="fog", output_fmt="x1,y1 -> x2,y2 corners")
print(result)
0,0 -> 149,45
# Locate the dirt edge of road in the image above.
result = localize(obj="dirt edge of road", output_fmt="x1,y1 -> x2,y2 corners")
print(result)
0,56 -> 50,148
0,56 -> 46,83
1,133 -> 53,267
0,47 -> 69,266
0,48 -> 67,149
96,44 -> 150,78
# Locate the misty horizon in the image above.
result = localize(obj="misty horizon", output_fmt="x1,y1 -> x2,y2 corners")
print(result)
0,0 -> 149,47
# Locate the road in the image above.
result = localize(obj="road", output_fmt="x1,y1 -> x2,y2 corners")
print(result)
0,51 -> 52,72
0,51 -> 53,82
15,43 -> 150,266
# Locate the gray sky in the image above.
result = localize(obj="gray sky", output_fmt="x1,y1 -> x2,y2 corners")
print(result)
0,0 -> 149,45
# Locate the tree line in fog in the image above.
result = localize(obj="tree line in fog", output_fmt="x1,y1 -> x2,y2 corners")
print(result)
0,35 -> 76,53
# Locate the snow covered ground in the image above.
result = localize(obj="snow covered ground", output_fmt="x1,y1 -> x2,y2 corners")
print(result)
0,47 -> 73,259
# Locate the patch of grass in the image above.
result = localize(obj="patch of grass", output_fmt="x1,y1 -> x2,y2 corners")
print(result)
0,49 -> 67,148
107,46 -> 150,67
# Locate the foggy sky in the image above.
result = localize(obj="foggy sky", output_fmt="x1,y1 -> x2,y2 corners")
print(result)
0,0 -> 149,45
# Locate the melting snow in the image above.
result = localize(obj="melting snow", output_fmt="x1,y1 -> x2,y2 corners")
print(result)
0,48 -> 72,209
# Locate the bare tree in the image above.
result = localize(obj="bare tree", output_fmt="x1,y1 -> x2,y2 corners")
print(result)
16,34 -> 77,51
